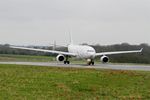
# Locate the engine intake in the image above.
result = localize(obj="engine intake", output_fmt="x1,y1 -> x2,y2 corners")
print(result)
100,56 -> 109,63
56,54 -> 65,62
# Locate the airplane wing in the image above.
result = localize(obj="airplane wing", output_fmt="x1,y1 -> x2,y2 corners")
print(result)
10,46 -> 76,56
95,48 -> 143,56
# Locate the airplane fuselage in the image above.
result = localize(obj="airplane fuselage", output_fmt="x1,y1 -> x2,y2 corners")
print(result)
68,44 -> 96,59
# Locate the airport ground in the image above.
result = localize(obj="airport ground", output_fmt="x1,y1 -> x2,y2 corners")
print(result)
0,64 -> 150,99
0,54 -> 150,71
0,54 -> 150,99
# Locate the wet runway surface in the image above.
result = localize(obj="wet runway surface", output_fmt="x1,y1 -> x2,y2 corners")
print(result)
0,62 -> 150,71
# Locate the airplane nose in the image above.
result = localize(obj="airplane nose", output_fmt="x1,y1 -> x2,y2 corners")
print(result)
88,52 -> 95,58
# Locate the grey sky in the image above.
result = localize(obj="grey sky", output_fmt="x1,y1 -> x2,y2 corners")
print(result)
0,0 -> 150,45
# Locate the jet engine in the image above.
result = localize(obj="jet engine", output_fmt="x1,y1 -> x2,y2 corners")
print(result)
100,55 -> 109,63
56,54 -> 65,62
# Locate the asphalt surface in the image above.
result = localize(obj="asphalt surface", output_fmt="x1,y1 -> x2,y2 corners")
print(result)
0,61 -> 150,71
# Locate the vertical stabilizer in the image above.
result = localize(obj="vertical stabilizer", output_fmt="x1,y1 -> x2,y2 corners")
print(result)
52,41 -> 56,50
69,32 -> 73,44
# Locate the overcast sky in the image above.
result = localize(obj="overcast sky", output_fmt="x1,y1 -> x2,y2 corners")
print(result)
0,0 -> 150,45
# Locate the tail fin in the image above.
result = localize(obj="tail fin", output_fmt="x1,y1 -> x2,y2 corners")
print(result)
52,41 -> 56,50
69,32 -> 73,44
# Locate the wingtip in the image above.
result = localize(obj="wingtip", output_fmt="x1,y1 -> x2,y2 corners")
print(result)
140,48 -> 143,52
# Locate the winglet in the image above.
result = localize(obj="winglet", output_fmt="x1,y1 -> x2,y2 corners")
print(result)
140,48 -> 143,52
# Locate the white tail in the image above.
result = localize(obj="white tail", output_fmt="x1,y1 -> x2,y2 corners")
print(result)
52,41 -> 56,50
69,31 -> 73,44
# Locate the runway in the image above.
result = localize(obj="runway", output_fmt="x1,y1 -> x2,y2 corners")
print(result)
0,61 -> 150,71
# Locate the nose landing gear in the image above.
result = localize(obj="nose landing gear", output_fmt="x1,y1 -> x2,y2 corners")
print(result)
87,59 -> 94,65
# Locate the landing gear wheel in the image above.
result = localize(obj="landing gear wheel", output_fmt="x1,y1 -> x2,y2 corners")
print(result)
64,55 -> 70,64
88,61 -> 94,65
91,62 -> 94,65
88,62 -> 91,65
67,61 -> 70,64
64,61 -> 70,64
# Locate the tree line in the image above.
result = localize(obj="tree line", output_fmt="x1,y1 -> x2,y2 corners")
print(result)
0,43 -> 149,64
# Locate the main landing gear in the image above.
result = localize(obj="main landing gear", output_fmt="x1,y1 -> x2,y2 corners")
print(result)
64,55 -> 70,64
64,61 -> 70,64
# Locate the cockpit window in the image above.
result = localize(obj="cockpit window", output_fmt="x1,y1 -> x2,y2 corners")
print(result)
87,50 -> 94,52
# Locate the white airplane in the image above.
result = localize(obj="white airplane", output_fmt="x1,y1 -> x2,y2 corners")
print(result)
10,42 -> 143,65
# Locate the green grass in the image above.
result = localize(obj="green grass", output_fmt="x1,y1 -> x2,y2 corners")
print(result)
0,64 -> 150,99
0,54 -> 54,62
0,54 -> 88,64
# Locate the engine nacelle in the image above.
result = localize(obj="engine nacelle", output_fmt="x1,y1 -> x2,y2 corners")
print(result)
56,54 -> 65,62
100,56 -> 109,63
